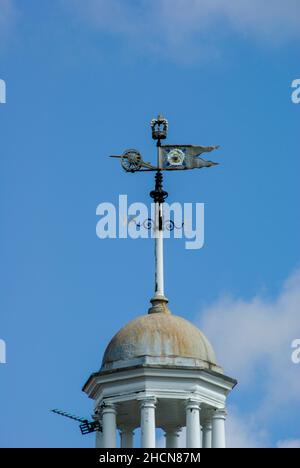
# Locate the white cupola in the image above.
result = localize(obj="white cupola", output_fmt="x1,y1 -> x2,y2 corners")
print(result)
83,302 -> 236,448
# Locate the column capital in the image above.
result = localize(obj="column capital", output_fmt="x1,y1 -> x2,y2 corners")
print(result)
186,399 -> 201,410
201,408 -> 213,428
163,426 -> 181,435
202,418 -> 212,430
165,427 -> 181,449
138,396 -> 157,409
120,426 -> 135,448
102,401 -> 117,414
119,425 -> 135,434
93,408 -> 102,421
212,408 -> 227,420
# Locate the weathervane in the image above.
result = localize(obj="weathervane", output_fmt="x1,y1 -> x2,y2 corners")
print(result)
110,115 -> 219,312
111,114 -> 219,173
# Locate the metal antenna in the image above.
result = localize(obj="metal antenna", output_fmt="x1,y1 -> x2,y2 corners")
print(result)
51,409 -> 101,435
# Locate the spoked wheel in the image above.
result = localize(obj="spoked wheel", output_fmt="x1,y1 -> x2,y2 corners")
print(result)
121,149 -> 143,172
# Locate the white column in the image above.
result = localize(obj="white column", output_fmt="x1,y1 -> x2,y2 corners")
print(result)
96,429 -> 103,448
202,418 -> 212,449
212,409 -> 227,449
186,400 -> 201,448
120,427 -> 134,448
102,403 -> 117,448
140,397 -> 156,448
94,410 -> 103,448
165,428 -> 181,448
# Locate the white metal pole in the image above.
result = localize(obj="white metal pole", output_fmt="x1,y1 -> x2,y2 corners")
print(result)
154,144 -> 165,300
149,145 -> 169,313
154,201 -> 164,299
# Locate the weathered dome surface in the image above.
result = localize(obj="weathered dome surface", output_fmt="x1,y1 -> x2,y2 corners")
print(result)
101,312 -> 223,374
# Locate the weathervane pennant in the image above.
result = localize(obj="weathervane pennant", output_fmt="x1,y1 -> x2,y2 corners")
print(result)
159,144 -> 219,170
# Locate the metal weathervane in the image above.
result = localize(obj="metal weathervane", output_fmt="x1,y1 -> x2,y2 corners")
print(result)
111,115 -> 219,312
110,115 -> 219,173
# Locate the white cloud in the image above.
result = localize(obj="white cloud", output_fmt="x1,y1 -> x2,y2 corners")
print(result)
197,269 -> 300,446
277,439 -> 300,448
226,408 -> 268,448
199,270 -> 300,410
0,0 -> 16,29
159,0 -> 300,42
0,0 -> 17,47
65,0 -> 300,63
158,411 -> 267,448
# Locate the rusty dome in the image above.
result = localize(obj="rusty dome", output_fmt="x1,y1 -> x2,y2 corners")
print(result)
101,312 -> 223,374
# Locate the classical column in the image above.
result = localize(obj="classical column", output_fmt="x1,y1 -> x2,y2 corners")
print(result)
94,411 -> 103,448
102,402 -> 117,448
212,408 -> 227,449
165,428 -> 181,448
202,418 -> 212,449
120,427 -> 134,448
186,400 -> 201,448
96,429 -> 103,448
140,397 -> 156,448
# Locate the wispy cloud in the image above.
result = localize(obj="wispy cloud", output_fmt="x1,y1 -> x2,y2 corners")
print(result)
157,408 -> 268,448
0,0 -> 18,48
227,411 -> 300,448
64,0 -> 300,63
277,438 -> 300,448
198,269 -> 300,446
226,408 -> 268,448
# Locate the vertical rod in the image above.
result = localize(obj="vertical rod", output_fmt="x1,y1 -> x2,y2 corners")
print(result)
149,142 -> 168,303
154,200 -> 164,298
156,141 -> 164,299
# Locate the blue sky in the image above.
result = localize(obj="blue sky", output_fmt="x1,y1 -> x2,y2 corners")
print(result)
0,0 -> 299,447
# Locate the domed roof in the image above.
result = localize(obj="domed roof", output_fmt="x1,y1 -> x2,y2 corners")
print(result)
101,311 -> 223,374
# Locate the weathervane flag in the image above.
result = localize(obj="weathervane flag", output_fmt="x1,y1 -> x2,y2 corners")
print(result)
158,145 -> 219,170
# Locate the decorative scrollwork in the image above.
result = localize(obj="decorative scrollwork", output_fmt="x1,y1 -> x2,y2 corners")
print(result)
143,218 -> 155,230
133,218 -> 184,231
165,220 -> 184,231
